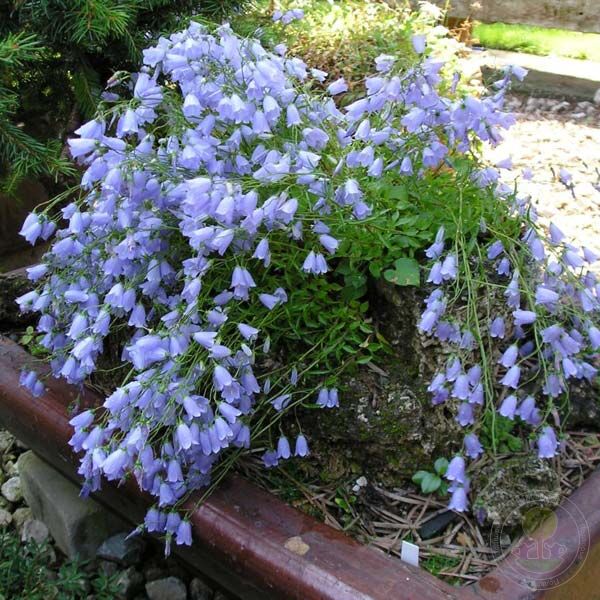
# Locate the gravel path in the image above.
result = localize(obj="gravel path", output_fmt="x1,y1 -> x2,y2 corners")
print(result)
485,95 -> 600,254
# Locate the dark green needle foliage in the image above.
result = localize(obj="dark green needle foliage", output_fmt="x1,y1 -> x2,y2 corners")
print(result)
0,0 -> 247,193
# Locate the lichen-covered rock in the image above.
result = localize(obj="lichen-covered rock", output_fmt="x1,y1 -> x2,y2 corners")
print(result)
473,456 -> 561,528
371,281 -> 423,370
304,280 -> 467,486
115,567 -> 144,599
189,577 -> 214,600
12,507 -> 32,533
307,366 -> 462,486
566,378 -> 600,429
0,431 -> 14,454
21,518 -> 50,545
0,508 -> 12,527
1,476 -> 22,503
96,532 -> 146,566
146,577 -> 187,600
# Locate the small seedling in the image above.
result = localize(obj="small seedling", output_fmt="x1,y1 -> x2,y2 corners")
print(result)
412,457 -> 450,495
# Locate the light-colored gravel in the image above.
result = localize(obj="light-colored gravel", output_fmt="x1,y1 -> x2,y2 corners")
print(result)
485,95 -> 600,254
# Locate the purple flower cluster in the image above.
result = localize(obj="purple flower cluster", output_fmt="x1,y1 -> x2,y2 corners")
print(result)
419,210 -> 599,511
18,23 -> 531,539
263,433 -> 309,468
273,8 -> 304,24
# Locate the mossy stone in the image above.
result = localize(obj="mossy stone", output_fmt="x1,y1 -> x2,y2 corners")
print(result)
474,455 -> 561,528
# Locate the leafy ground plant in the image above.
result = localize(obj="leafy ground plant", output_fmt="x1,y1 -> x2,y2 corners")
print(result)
0,531 -> 119,600
15,19 -> 599,554
412,457 -> 449,496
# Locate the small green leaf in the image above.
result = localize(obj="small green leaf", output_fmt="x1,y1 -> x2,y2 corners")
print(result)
412,470 -> 429,485
420,473 -> 442,494
387,185 -> 408,202
335,260 -> 352,275
368,262 -> 382,278
434,457 -> 449,476
345,273 -> 367,288
507,435 -> 523,452
383,257 -> 420,286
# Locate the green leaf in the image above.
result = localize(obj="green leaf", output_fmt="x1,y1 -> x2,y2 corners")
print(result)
412,470 -> 429,485
387,185 -> 408,202
335,497 -> 351,512
383,258 -> 420,286
345,273 -> 367,288
420,473 -> 442,494
335,260 -> 352,275
368,262 -> 382,278
434,457 -> 449,476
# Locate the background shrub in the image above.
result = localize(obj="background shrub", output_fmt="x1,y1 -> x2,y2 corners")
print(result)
0,0 -> 248,193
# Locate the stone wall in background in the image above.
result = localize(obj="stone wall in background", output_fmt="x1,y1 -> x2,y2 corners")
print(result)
426,0 -> 600,33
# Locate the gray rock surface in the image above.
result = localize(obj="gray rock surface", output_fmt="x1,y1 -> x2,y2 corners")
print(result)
474,455 -> 561,527
115,567 -> 144,599
12,507 -> 31,533
143,565 -> 167,582
190,577 -> 214,600
96,532 -> 146,566
0,507 -> 12,527
0,431 -> 14,454
146,576 -> 188,600
21,518 -> 49,544
1,476 -> 22,503
99,560 -> 119,577
17,451 -> 128,559
4,460 -> 18,478
307,284 -> 463,487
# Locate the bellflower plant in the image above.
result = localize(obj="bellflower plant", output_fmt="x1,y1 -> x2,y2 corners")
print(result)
419,183 -> 599,511
17,22 -> 598,547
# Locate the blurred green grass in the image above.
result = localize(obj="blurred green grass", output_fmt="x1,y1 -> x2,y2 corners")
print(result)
473,22 -> 600,62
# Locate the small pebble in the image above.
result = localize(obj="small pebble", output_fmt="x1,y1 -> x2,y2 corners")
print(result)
144,566 -> 167,582
0,431 -> 14,454
190,577 -> 214,600
4,461 -> 18,477
1,476 -> 22,503
96,532 -> 146,566
0,508 -> 12,527
146,576 -> 188,600
12,507 -> 32,532
21,518 -> 49,544
99,560 -> 119,577
116,567 -> 144,599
